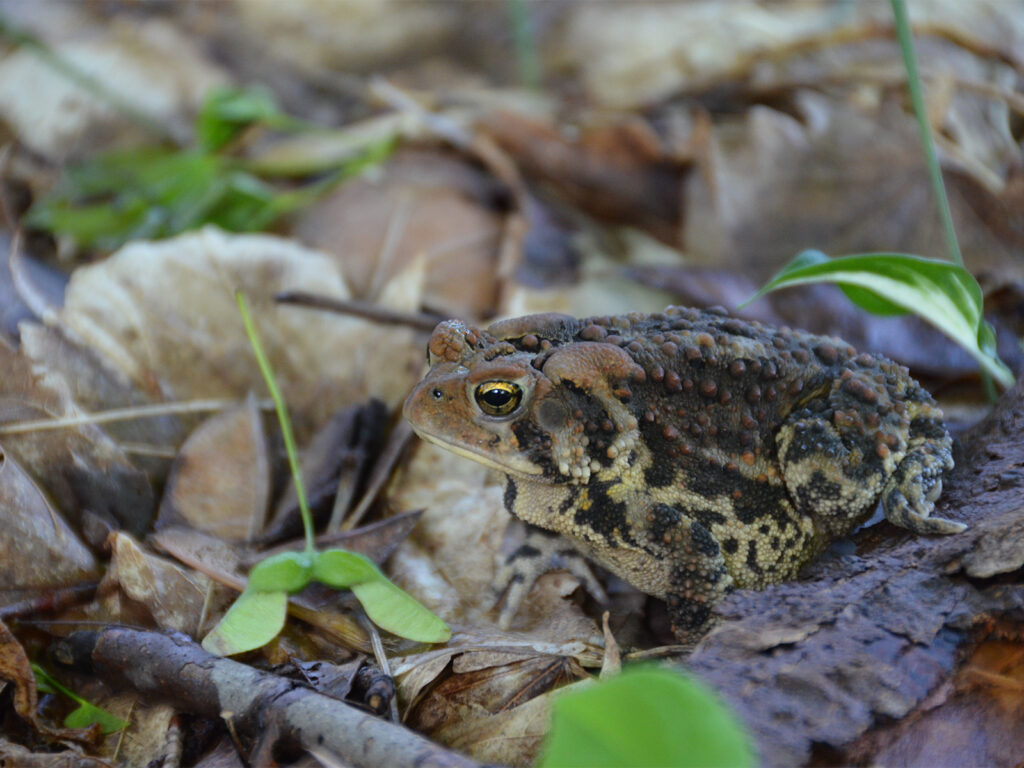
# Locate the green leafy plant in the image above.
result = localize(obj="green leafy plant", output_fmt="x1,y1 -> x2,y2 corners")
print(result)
538,666 -> 754,768
747,0 -> 1013,392
201,294 -> 450,656
32,663 -> 129,734
25,86 -> 395,252
744,250 -> 1012,387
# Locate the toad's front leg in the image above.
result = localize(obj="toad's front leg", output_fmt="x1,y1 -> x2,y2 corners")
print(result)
631,502 -> 735,643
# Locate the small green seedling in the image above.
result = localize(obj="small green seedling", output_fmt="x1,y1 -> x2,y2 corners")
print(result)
538,666 -> 754,768
25,86 -> 395,251
196,85 -> 305,152
32,663 -> 129,734
201,294 -> 450,656
743,250 -> 1013,388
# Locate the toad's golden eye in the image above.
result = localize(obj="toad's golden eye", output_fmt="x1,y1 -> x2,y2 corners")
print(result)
474,381 -> 523,416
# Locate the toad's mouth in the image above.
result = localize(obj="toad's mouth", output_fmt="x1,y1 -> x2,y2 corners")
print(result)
409,425 -> 545,478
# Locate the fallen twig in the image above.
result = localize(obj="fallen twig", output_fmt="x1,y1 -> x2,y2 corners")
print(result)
51,627 -> 484,768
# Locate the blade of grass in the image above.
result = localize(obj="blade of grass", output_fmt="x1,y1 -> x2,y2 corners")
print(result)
891,0 -> 999,398
890,0 -> 962,267
506,0 -> 542,90
236,292 -> 315,556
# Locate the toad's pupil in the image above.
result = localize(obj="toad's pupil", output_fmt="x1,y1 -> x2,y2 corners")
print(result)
482,389 -> 512,406
432,388 -> 443,399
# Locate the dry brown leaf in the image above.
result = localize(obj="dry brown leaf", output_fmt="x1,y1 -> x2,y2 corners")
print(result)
559,0 -> 1024,108
0,8 -> 227,159
480,112 -> 689,247
156,394 -> 270,542
0,619 -> 100,748
99,531 -> 230,635
392,633 -> 601,709
687,95 -> 1024,279
293,149 -> 506,320
149,525 -> 244,586
430,693 -> 550,768
18,323 -> 193,485
386,441 -> 507,628
265,399 -> 387,541
0,618 -> 39,730
0,740 -> 110,767
235,0 -> 458,74
0,337 -> 155,538
403,651 -> 585,767
94,698 -> 173,767
0,447 -> 98,589
294,658 -> 362,701
38,228 -> 424,438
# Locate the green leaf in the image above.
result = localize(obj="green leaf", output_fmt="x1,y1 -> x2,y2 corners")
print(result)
25,149 -> 224,250
247,551 -> 314,593
311,552 -> 448,643
837,284 -> 907,317
539,667 -> 754,768
350,579 -> 451,644
312,549 -> 451,642
313,549 -> 451,642
743,251 -> 1014,387
31,663 -> 129,734
774,253 -> 905,317
201,588 -> 288,656
197,86 -> 300,151
63,699 -> 131,734
311,548 -> 383,588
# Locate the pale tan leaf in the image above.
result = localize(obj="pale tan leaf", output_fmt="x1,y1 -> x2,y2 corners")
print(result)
157,394 -> 270,542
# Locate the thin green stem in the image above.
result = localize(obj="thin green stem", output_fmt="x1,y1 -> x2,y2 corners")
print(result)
890,0 -> 963,267
236,292 -> 315,555
506,0 -> 542,90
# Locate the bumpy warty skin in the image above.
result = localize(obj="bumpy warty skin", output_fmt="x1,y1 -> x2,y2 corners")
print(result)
403,306 -> 964,642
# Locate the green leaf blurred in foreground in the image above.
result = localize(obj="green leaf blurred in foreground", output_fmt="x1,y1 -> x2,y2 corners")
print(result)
539,666 -> 754,768
744,250 -> 1013,387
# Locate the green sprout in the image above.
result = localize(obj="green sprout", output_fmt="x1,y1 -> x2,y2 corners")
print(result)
201,294 -> 450,656
32,663 -> 129,734
25,86 -> 395,252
